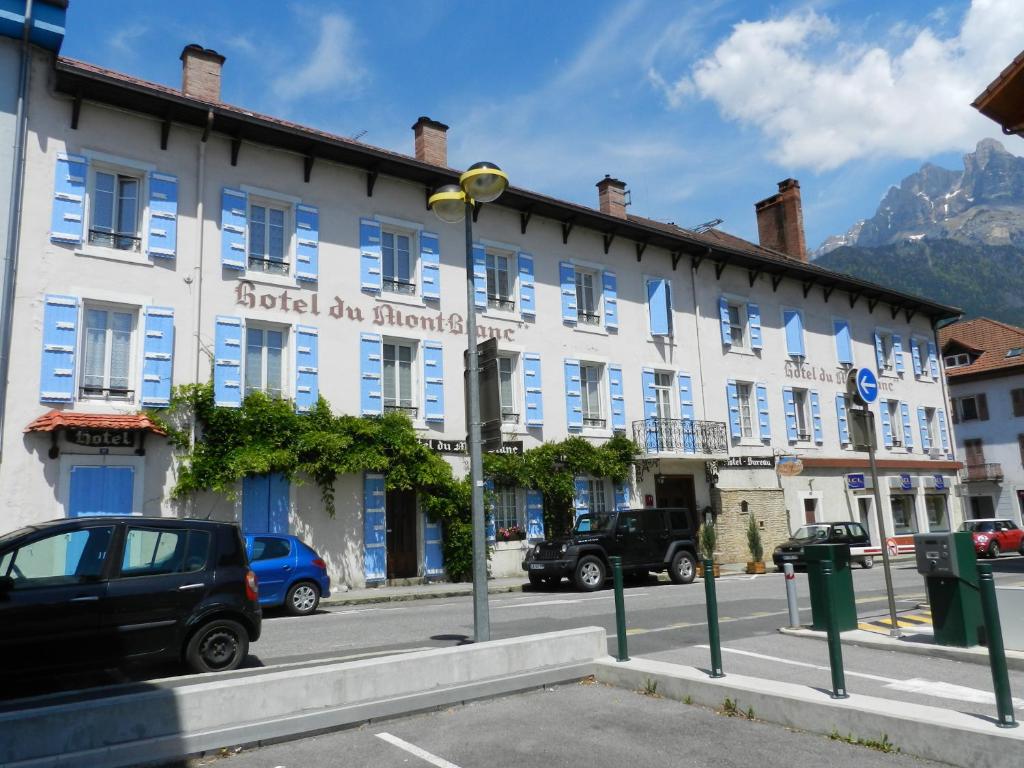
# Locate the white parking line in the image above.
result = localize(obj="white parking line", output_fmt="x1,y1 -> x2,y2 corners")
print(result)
493,592 -> 650,609
376,732 -> 462,767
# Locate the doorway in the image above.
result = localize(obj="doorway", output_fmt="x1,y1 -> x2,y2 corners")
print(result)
655,474 -> 698,530
857,497 -> 874,544
803,497 -> 818,524
386,489 -> 418,579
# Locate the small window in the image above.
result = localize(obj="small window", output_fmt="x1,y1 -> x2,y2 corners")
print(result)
251,536 -> 292,562
793,388 -> 811,441
4,526 -> 114,588
486,250 -> 514,311
878,332 -> 895,370
1007,348 -> 1024,358
248,201 -> 288,275
589,480 -> 608,514
944,352 -> 971,368
925,407 -> 937,447
580,363 -> 605,427
498,356 -> 518,422
121,527 -> 187,577
245,325 -> 285,398
888,400 -> 903,447
383,341 -> 417,417
960,397 -> 979,421
90,170 -> 142,251
382,228 -> 415,295
1011,388 -> 1024,417
575,270 -> 601,325
653,371 -> 673,421
81,305 -> 136,401
915,338 -> 930,377
492,486 -> 519,531
727,302 -> 746,347
736,381 -> 754,439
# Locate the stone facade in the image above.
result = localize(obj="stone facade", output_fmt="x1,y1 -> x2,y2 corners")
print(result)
711,487 -> 790,565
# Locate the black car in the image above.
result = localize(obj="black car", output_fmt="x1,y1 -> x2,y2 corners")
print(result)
0,516 -> 261,678
772,522 -> 876,570
522,507 -> 698,591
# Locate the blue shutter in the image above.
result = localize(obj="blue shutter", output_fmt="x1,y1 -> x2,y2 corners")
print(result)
269,473 -> 290,534
647,278 -> 671,336
360,333 -> 383,415
50,153 -> 87,244
242,475 -> 270,533
220,188 -> 247,270
918,406 -> 930,451
835,394 -> 850,445
642,368 -> 658,419
911,337 -> 922,376
526,489 -> 545,540
608,364 -> 626,431
518,252 -> 535,316
614,483 -> 630,511
678,372 -> 695,445
718,297 -> 732,345
748,303 -> 762,350
424,514 -> 444,577
523,353 -> 543,426
485,479 -> 496,541
874,332 -> 885,371
146,172 -> 178,259
472,244 -> 487,309
359,218 -> 382,293
901,401 -> 914,448
564,359 -> 583,430
559,261 -> 577,323
938,408 -> 950,452
881,400 -> 893,448
603,271 -> 619,330
834,320 -> 853,365
39,294 -> 79,403
294,325 -> 319,413
573,477 -> 589,520
213,315 -> 242,407
893,334 -> 905,373
420,231 -> 441,300
756,383 -> 771,440
726,380 -> 741,440
928,341 -> 939,378
784,310 -> 804,357
423,340 -> 445,423
363,473 -> 386,583
783,387 -> 798,442
140,306 -> 174,408
810,391 -> 823,444
294,204 -> 319,283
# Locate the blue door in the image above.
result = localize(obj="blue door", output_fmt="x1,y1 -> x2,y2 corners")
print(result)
68,465 -> 134,517
242,473 -> 289,534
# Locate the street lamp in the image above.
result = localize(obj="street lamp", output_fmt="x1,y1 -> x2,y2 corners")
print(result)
428,161 -> 509,643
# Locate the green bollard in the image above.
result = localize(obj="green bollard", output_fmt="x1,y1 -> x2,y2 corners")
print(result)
610,556 -> 629,662
703,558 -> 724,678
821,561 -> 849,699
977,563 -> 1018,728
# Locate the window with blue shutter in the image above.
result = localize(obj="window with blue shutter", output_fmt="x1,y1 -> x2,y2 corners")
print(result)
518,252 -> 535,316
573,477 -> 589,519
918,406 -> 930,451
614,483 -> 629,511
50,153 -> 87,244
834,319 -> 853,365
294,325 -> 318,413
603,271 -> 618,330
835,394 -> 850,445
893,334 -> 905,373
783,388 -> 798,442
417,231 -> 441,300
928,341 -> 939,378
718,296 -> 731,346
647,278 -> 672,336
294,204 -> 319,283
874,331 -> 885,371
783,309 -> 804,357
726,380 -> 741,440
608,364 -> 626,431
564,359 -> 583,430
523,353 -> 543,426
678,372 -> 695,449
360,333 -> 383,415
146,172 -> 178,259
359,218 -> 382,293
472,245 -> 487,309
938,408 -> 950,452
363,473 -> 386,583
901,401 -> 914,448
140,306 -> 174,408
911,337 -> 922,376
748,303 -> 762,350
881,400 -> 893,448
423,513 -> 444,578
39,294 -> 79,403
810,391 -> 823,444
423,340 -> 445,423
526,489 -> 544,540
756,383 -> 771,441
213,315 -> 242,408
559,262 -> 577,323
220,188 -> 247,270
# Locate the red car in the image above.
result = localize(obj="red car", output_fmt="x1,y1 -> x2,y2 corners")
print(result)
959,518 -> 1024,558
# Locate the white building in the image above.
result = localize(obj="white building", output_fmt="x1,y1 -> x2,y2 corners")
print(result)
940,318 -> 1024,524
0,15 -> 963,587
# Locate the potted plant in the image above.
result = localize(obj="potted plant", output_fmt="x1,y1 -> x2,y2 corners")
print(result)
496,524 -> 526,542
696,521 -> 720,578
746,514 -> 766,574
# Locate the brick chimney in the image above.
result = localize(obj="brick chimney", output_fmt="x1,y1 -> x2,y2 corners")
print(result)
596,175 -> 628,219
412,116 -> 449,166
180,44 -> 225,102
755,178 -> 807,262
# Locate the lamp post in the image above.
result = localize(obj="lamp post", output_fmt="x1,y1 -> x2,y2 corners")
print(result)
428,162 -> 509,643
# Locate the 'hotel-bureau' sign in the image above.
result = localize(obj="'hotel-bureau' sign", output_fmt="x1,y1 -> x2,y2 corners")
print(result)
66,428 -> 136,448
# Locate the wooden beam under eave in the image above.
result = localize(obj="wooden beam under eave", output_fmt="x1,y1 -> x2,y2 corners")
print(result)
802,281 -> 814,298
520,210 -> 532,235
748,269 -> 761,288
561,220 -> 574,244
366,169 -> 378,197
230,136 -> 241,166
635,241 -> 647,262
771,273 -> 785,292
714,261 -> 726,280
603,232 -> 615,254
823,285 -> 835,303
70,90 -> 82,130
160,118 -> 171,151
304,155 -> 315,183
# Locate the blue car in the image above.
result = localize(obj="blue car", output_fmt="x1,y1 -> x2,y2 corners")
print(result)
244,534 -> 331,616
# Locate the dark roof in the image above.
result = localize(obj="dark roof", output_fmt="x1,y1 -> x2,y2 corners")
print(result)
52,56 -> 961,321
972,49 -> 1024,134
938,317 -> 1024,379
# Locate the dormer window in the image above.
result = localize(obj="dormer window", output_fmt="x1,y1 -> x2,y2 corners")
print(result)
944,352 -> 971,368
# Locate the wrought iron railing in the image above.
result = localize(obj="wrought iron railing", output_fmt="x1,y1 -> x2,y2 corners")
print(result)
384,404 -> 419,417
963,463 -> 1003,482
384,278 -> 416,295
89,229 -> 141,252
80,386 -> 134,401
488,296 -> 515,311
577,310 -> 601,325
632,417 -> 729,455
248,255 -> 289,275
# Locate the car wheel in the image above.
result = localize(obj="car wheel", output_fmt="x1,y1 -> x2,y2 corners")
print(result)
286,581 -> 321,616
860,556 -> 875,569
185,619 -> 249,674
573,555 -> 606,591
669,550 -> 697,585
989,541 -> 1001,559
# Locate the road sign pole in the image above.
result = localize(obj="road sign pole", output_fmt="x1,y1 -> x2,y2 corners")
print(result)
865,407 -> 901,639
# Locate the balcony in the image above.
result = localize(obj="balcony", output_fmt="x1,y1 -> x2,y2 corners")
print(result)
632,417 -> 729,456
962,463 -> 1003,483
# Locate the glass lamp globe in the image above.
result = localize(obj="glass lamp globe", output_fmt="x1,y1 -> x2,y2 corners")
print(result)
460,162 -> 508,203
428,184 -> 467,224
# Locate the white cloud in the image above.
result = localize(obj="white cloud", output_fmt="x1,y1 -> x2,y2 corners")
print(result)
109,24 -> 147,56
271,13 -> 365,101
653,0 -> 1024,170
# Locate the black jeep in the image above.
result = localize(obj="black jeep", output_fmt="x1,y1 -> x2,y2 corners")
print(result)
522,507 -> 698,591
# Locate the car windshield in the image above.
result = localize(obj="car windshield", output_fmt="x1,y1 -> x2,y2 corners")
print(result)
793,525 -> 830,540
574,514 -> 617,534
959,521 -> 997,533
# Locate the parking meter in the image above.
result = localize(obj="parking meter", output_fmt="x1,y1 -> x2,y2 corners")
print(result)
914,532 -> 983,647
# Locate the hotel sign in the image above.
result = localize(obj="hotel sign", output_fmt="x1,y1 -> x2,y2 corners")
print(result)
418,438 -> 523,455
784,362 -> 895,393
720,455 -> 776,469
66,428 -> 137,448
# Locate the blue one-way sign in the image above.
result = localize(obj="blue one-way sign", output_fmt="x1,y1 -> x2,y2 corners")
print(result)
855,367 -> 878,404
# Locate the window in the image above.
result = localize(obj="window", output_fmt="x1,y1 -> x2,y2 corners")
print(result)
575,270 -> 600,325
588,479 -> 608,514
493,485 -> 519,531
914,337 -> 930,377
383,341 -> 416,415
960,397 -> 979,421
878,331 -> 895,370
498,356 -> 518,422
1008,348 -> 1024,359
251,536 -> 291,561
793,388 -> 811,441
486,250 -> 514,311
120,528 -> 210,577
90,170 -> 141,251
925,407 -> 937,448
81,305 -> 136,401
579,363 -> 604,427
945,352 -> 971,368
248,201 -> 288,275
245,325 -> 285,398
803,497 -> 818,524
965,438 -> 985,466
2,526 -> 113,588
727,302 -> 746,347
382,228 -> 414,295
654,372 -> 673,420
888,400 -> 903,446
1018,434 -> 1024,467
926,495 -> 949,532
737,382 -> 754,439
1012,389 -> 1024,418
890,495 -> 918,535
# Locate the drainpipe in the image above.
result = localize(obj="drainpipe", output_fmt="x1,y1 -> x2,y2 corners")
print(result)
0,0 -> 35,463
190,111 -> 211,446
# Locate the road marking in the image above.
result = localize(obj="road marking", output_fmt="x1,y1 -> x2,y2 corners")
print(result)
494,592 -> 650,609
376,732 -> 462,767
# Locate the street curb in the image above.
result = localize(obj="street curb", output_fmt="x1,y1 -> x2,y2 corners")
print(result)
321,583 -> 523,606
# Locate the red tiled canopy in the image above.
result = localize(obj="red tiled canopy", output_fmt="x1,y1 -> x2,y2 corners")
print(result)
24,409 -> 167,435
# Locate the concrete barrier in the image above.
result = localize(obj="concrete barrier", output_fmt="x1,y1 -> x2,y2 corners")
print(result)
0,627 -> 605,768
996,586 -> 1024,652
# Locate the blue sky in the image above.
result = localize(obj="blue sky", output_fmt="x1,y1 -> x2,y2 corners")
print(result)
61,0 -> 1024,250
